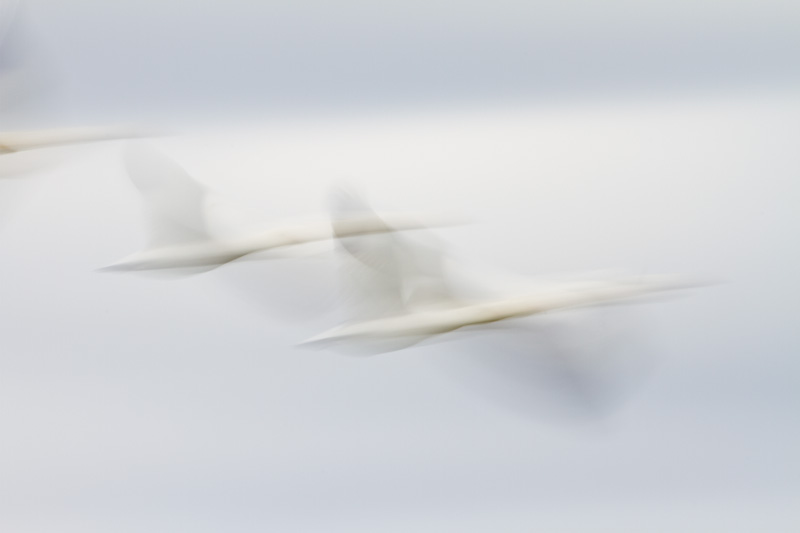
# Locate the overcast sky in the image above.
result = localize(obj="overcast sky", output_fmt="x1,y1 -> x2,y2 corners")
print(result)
5,0 -> 799,121
1,1 -> 799,532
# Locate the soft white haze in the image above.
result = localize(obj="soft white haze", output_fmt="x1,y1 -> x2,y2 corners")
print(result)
1,1 -> 798,531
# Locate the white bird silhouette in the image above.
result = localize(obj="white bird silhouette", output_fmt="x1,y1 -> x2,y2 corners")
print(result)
302,192 -> 700,354
102,144 -> 462,273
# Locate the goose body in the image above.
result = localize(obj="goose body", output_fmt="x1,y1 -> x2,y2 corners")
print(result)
104,144 -> 461,272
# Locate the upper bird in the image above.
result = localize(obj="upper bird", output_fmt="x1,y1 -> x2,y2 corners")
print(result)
102,143 -> 462,273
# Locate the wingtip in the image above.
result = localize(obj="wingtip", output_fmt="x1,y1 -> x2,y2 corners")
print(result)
95,263 -> 126,273
95,258 -> 136,273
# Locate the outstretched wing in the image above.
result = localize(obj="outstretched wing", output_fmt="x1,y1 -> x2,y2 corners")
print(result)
330,185 -> 408,321
329,184 -> 460,322
123,143 -> 212,249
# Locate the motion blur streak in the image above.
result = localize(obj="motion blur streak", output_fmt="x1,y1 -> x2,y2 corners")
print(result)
308,192 -> 700,351
102,144 -> 464,274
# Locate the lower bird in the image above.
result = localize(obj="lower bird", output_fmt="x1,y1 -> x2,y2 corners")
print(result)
302,192 -> 702,354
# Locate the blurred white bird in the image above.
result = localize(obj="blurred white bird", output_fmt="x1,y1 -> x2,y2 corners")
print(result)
302,191 -> 701,354
102,144 -> 462,274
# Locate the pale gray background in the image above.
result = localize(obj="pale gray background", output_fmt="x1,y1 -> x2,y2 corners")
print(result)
1,1 -> 798,531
